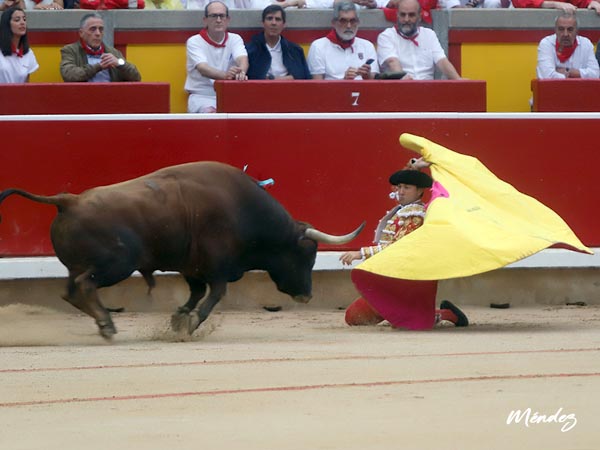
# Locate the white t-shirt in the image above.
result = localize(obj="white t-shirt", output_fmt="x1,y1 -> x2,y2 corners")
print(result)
0,49 -> 39,84
184,32 -> 247,96
377,26 -> 446,80
24,0 -> 55,8
537,34 -> 600,79
307,36 -> 379,80
267,38 -> 288,78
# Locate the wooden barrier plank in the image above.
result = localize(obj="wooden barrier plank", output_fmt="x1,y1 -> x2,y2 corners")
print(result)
0,113 -> 597,256
215,80 -> 486,113
531,79 -> 600,112
0,83 -> 170,115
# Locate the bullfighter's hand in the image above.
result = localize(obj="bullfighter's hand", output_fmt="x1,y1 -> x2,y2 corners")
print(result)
339,251 -> 362,266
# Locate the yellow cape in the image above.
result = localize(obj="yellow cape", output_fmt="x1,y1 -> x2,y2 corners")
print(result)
356,133 -> 593,281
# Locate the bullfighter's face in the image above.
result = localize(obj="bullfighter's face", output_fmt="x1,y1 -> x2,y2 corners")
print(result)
555,16 -> 577,49
79,17 -> 104,50
391,184 -> 423,206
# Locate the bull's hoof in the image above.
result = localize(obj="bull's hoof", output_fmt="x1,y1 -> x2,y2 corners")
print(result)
171,311 -> 192,333
188,312 -> 202,334
97,321 -> 117,340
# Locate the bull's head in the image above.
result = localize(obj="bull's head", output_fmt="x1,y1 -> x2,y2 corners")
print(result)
268,222 -> 365,303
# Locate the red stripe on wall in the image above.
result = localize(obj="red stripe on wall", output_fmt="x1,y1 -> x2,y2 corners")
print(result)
450,29 -> 600,44
114,29 -> 382,45
28,31 -> 79,46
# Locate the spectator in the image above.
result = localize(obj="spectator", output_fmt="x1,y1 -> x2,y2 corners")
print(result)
307,1 -> 379,80
340,161 -> 468,328
537,11 -> 599,79
512,0 -> 600,14
377,0 -> 461,80
245,5 -> 311,80
146,0 -> 184,7
0,7 -> 38,83
0,0 -> 25,10
23,0 -> 63,9
184,1 -> 248,113
185,0 -> 249,8
60,13 -> 142,82
79,0 -> 144,9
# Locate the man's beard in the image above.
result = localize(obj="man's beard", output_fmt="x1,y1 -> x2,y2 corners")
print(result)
399,23 -> 418,37
340,30 -> 356,41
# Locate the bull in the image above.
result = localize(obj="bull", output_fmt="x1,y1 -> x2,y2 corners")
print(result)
0,162 -> 363,340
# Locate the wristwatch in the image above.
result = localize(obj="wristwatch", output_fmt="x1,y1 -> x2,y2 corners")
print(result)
117,58 -> 125,67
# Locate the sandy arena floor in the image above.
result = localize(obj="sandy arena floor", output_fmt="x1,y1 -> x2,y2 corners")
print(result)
1,303 -> 599,450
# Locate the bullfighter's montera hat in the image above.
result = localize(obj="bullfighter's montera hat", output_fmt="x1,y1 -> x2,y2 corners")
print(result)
388,170 -> 433,188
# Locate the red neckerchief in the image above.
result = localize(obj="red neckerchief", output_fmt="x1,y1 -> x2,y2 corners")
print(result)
80,38 -> 104,56
199,28 -> 228,48
33,0 -> 44,3
556,37 -> 578,63
11,42 -> 23,58
326,29 -> 354,50
395,25 -> 419,46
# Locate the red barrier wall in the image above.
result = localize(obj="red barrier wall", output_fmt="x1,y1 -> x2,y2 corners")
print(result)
0,114 -> 598,256
531,79 -> 600,112
216,80 -> 486,113
0,83 -> 170,115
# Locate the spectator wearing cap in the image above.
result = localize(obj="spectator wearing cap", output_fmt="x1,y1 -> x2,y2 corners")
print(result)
339,159 -> 468,328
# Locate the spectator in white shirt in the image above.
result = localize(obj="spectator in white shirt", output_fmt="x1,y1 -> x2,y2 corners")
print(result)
537,11 -> 599,79
184,1 -> 248,113
377,0 -> 461,80
307,1 -> 379,80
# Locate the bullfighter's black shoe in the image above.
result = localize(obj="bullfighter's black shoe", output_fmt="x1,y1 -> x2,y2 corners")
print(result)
440,300 -> 469,327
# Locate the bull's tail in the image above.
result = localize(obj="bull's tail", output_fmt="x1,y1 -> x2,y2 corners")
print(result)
0,189 -> 77,223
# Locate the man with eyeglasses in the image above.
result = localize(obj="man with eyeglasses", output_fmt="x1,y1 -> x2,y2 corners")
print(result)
377,0 -> 461,80
184,1 -> 248,113
307,1 -> 379,80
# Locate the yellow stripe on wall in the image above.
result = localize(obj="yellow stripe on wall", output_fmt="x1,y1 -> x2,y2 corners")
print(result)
127,44 -> 188,113
29,45 -> 64,83
461,43 -> 538,112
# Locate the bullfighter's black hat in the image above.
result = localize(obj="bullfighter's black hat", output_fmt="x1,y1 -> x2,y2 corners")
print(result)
388,169 -> 433,188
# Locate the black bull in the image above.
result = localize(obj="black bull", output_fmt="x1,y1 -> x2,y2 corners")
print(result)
0,162 -> 364,339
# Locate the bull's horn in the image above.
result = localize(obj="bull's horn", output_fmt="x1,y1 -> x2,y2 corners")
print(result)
304,221 -> 365,245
